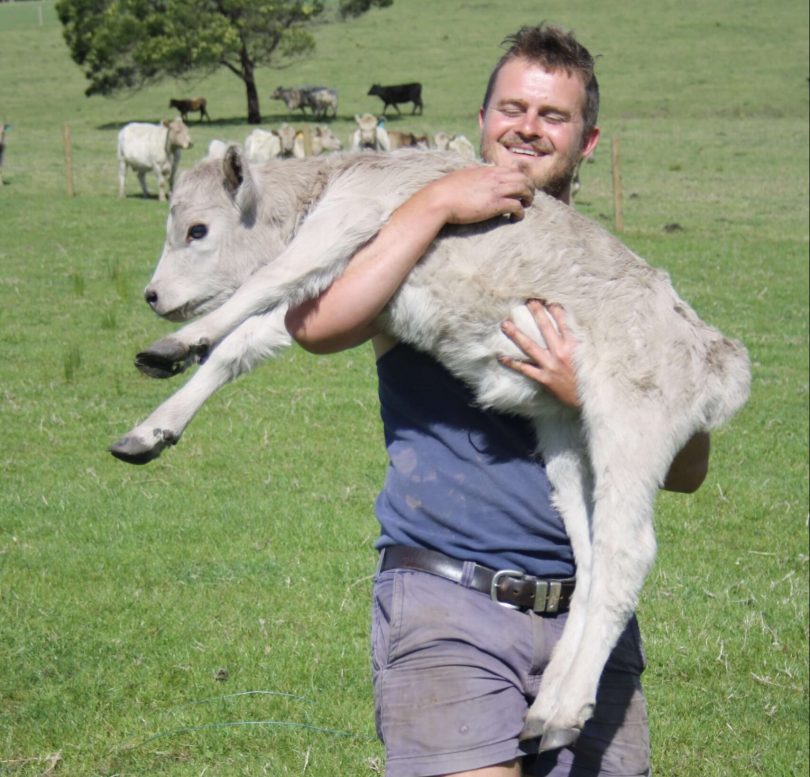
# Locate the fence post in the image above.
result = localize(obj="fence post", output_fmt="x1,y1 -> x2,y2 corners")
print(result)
301,126 -> 313,156
63,123 -> 75,198
611,136 -> 624,233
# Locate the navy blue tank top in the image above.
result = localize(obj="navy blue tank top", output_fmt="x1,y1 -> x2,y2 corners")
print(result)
374,343 -> 575,578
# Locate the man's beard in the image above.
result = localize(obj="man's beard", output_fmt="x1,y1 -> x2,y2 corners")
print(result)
538,154 -> 581,200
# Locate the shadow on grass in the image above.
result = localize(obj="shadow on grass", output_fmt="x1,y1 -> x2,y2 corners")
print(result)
96,113 -> 360,131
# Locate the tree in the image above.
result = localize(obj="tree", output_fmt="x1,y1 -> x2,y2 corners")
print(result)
56,0 -> 393,124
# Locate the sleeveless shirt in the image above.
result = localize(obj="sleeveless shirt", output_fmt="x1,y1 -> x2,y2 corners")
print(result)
374,343 -> 575,578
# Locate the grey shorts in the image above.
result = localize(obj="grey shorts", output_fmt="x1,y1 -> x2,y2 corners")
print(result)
371,568 -> 651,777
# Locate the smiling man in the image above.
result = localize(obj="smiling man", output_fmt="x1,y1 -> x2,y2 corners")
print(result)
286,23 -> 705,777
478,41 -> 600,203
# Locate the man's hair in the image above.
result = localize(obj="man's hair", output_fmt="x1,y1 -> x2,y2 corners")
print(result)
482,22 -> 600,137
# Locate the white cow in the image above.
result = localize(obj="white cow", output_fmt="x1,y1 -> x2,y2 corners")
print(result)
244,128 -> 282,163
245,123 -> 299,162
434,131 -> 478,160
116,118 -> 192,202
293,124 -> 343,157
349,113 -> 390,151
111,147 -> 750,751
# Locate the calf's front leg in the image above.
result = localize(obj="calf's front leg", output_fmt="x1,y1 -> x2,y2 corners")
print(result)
111,309 -> 291,463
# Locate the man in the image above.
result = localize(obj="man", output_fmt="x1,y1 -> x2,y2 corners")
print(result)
286,23 -> 709,777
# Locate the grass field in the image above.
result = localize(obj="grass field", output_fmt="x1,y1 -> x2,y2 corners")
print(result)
0,1 -> 808,775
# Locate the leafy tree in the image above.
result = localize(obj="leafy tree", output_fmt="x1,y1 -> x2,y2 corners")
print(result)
56,0 -> 393,124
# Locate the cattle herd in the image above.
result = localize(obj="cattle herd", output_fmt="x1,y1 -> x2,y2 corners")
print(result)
115,81 -> 481,201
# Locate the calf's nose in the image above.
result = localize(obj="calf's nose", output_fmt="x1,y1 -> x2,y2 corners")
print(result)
145,288 -> 158,308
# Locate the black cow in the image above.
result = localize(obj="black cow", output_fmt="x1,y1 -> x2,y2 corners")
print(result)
367,82 -> 423,115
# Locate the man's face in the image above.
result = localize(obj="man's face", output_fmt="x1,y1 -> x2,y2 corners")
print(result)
479,57 -> 600,201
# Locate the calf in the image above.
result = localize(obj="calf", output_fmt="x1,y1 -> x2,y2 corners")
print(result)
111,148 -> 749,751
433,131 -> 477,160
294,125 -> 343,157
304,88 -> 338,119
272,86 -> 337,119
244,124 -> 299,162
349,113 -> 390,151
116,118 -> 192,201
169,97 -> 210,123
367,82 -> 423,115
387,130 -> 429,150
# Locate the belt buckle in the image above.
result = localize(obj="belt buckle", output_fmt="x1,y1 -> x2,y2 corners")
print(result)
490,569 -> 526,609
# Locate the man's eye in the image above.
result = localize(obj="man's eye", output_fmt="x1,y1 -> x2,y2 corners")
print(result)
187,224 -> 208,241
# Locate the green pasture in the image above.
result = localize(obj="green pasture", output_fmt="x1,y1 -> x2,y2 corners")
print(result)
1,0 -> 807,774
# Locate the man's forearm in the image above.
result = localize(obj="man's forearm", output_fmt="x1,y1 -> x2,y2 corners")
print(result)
284,184 -> 452,353
285,165 -> 534,354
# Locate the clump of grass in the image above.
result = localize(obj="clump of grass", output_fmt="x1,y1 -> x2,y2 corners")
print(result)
63,344 -> 82,381
106,258 -> 129,301
70,271 -> 85,296
100,309 -> 117,330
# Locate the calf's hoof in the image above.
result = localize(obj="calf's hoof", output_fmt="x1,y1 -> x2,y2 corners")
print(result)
108,430 -> 177,465
135,337 -> 206,378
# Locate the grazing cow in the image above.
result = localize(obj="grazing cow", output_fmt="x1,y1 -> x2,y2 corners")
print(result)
305,88 -> 338,119
272,86 -> 338,119
110,148 -> 750,749
0,121 -> 8,185
349,113 -> 390,151
386,130 -> 429,150
169,97 -> 210,123
367,82 -> 423,115
116,118 -> 192,202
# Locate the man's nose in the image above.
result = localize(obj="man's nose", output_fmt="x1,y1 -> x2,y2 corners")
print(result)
517,112 -> 542,138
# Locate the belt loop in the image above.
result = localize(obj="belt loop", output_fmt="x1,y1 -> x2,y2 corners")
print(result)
376,549 -> 386,576
533,580 -> 549,613
545,581 -> 562,613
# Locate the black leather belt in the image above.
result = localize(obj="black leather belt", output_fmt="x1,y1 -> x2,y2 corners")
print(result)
379,545 -> 575,614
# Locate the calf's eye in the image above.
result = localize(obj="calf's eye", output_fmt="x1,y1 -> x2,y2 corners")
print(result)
187,223 -> 208,241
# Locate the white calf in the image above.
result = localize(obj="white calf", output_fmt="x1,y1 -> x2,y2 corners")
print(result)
116,118 -> 192,202
349,113 -> 390,151
111,148 -> 750,752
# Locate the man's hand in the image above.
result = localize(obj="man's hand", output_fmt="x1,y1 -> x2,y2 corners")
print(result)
500,299 -> 711,491
499,299 -> 581,408
426,165 -> 535,225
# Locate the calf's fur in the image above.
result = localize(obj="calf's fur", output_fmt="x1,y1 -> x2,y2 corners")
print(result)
111,147 -> 750,751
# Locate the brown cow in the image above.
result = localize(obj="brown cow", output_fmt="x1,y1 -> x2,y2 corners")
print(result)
169,97 -> 210,123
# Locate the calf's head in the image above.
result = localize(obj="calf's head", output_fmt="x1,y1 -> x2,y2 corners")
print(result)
164,117 -> 193,151
144,147 -> 294,321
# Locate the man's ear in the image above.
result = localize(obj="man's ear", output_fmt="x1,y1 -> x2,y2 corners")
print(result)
478,106 -> 486,131
581,126 -> 600,160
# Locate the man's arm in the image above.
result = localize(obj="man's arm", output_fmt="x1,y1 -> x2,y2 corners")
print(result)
284,165 -> 534,354
500,299 -> 711,492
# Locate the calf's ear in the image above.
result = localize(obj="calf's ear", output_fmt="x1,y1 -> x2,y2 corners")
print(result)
223,145 -> 258,225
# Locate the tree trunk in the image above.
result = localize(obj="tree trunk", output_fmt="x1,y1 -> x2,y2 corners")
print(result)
240,44 -> 261,124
